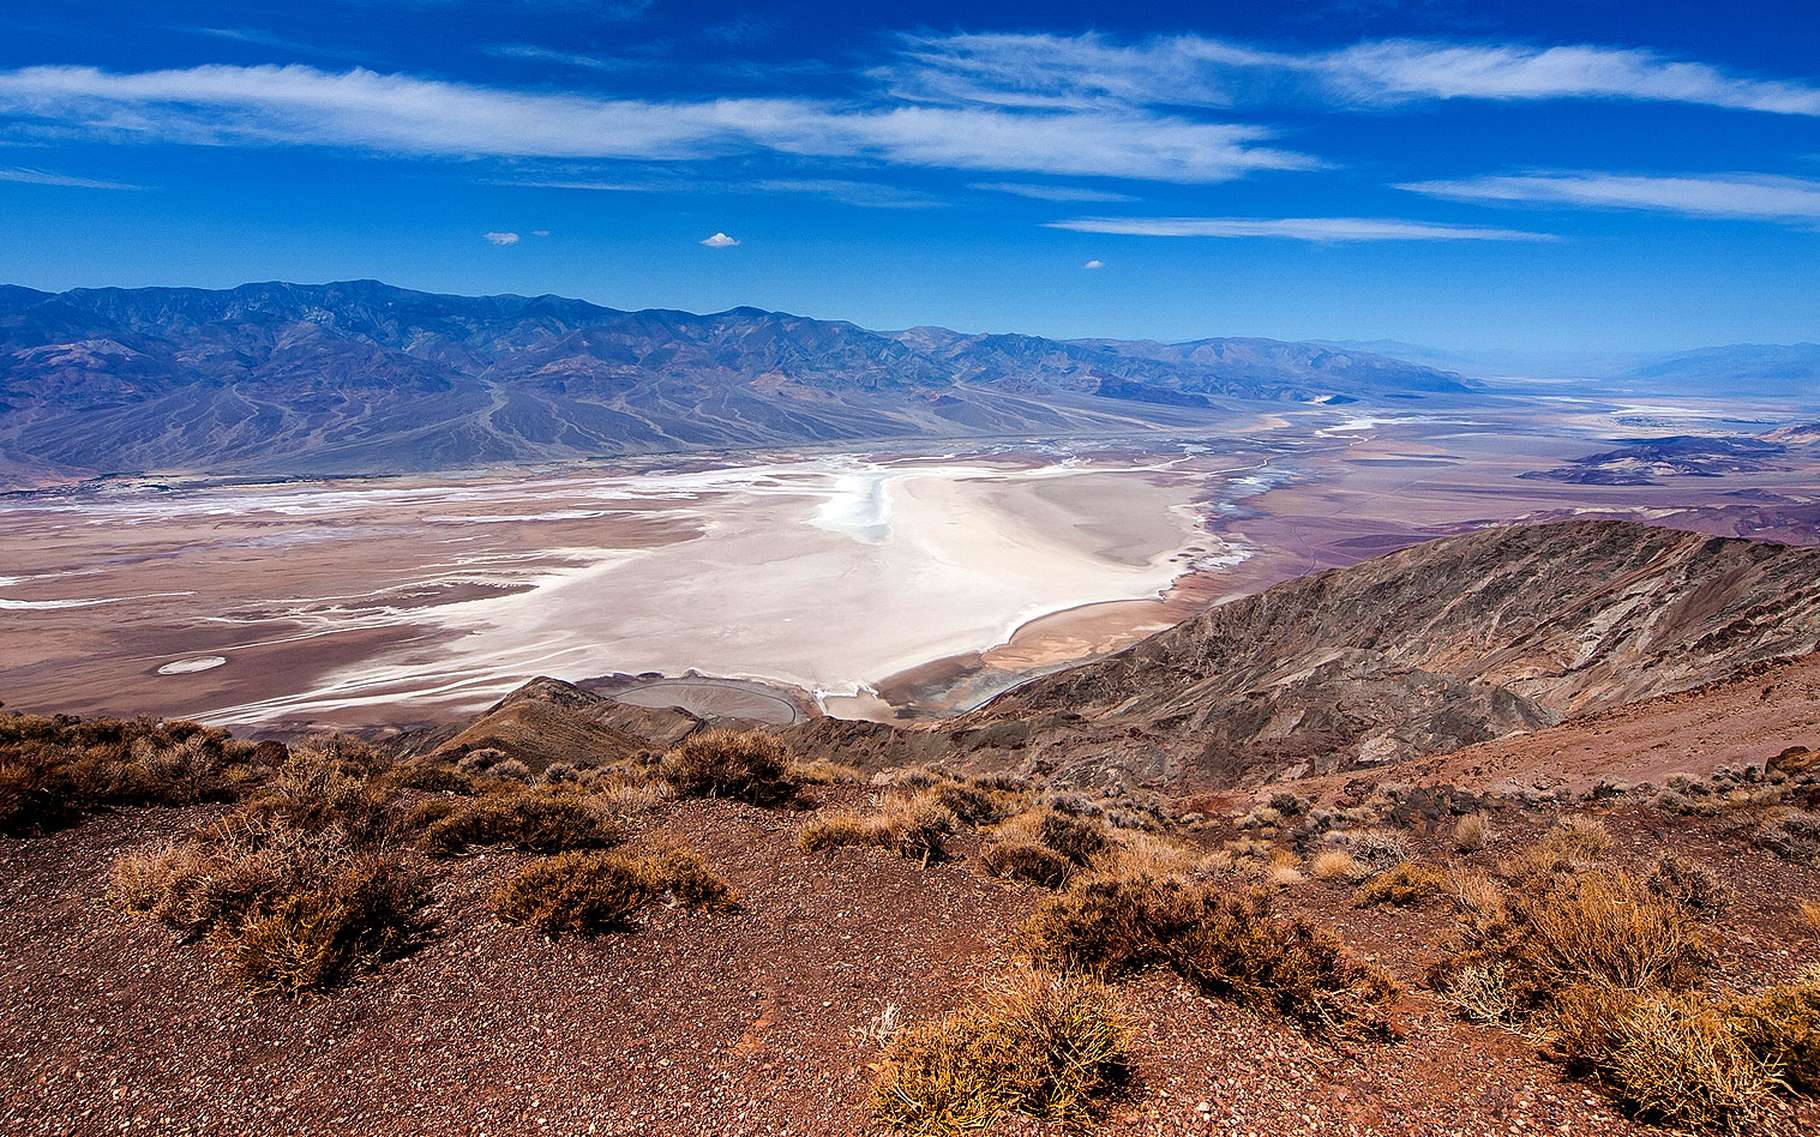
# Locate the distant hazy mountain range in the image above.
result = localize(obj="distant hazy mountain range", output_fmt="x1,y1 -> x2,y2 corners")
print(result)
0,280 -> 1472,479
1322,338 -> 1820,395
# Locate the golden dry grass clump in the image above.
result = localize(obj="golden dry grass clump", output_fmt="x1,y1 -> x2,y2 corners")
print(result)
1020,870 -> 1396,1035
492,846 -> 736,936
1452,812 -> 1490,852
799,791 -> 960,865
417,792 -> 621,857
1427,822 -> 1820,1132
976,806 -> 1113,889
1548,986 -> 1775,1133
873,969 -> 1129,1135
1309,849 -> 1370,883
661,728 -> 798,805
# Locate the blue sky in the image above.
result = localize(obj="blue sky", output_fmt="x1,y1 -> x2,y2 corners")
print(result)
1,1 -> 1816,350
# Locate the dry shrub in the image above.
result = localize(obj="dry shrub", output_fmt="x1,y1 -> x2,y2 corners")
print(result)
493,846 -> 736,936
230,853 -> 430,1000
1801,900 -> 1820,932
1343,829 -> 1411,873
387,760 -> 477,795
1310,850 -> 1368,883
1549,986 -> 1775,1133
108,815 -> 430,997
1020,873 -> 1394,1035
1756,809 -> 1820,866
931,781 -> 1010,826
798,793 -> 958,864
1647,854 -> 1734,920
788,758 -> 865,785
873,969 -> 1129,1135
1729,968 -> 1820,1095
1441,961 -> 1516,1025
1435,867 -> 1708,1024
661,729 -> 797,805
1500,816 -> 1614,889
1352,862 -> 1446,908
1452,813 -> 1490,853
420,794 -> 620,857
979,842 -> 1074,889
1264,850 -> 1305,888
0,715 -> 244,834
244,742 -> 398,843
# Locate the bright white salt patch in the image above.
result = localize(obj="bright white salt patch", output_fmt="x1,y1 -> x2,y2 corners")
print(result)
158,656 -> 228,675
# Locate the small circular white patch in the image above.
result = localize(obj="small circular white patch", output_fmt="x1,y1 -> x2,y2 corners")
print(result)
157,656 -> 228,675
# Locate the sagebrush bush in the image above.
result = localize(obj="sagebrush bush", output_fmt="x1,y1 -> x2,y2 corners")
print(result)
1549,986 -> 1775,1133
230,852 -> 430,1000
979,841 -> 1074,889
1647,854 -> 1733,920
874,970 -> 1129,1135
1020,872 -> 1395,1034
492,846 -> 736,936
1309,850 -> 1368,882
1756,809 -> 1820,865
798,792 -> 958,864
1344,829 -> 1411,873
420,794 -> 620,856
661,729 -> 797,804
1352,861 -> 1446,908
0,714 -> 245,834
1728,968 -> 1820,1095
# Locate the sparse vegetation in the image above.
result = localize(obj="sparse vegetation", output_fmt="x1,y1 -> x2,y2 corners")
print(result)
1548,986 -> 1775,1133
1309,849 -> 1368,882
1756,808 -> 1820,866
1647,854 -> 1734,920
1728,967 -> 1820,1095
1352,861 -> 1445,908
492,845 -> 736,936
0,713 -> 252,834
798,792 -> 959,864
1452,812 -> 1490,852
419,793 -> 621,856
873,969 -> 1129,1135
661,728 -> 798,805
1020,871 -> 1395,1034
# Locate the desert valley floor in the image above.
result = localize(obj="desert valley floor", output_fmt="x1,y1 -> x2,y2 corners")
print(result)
2,392 -> 1816,735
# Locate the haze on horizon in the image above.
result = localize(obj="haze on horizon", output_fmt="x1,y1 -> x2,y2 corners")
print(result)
1,0 -> 1817,354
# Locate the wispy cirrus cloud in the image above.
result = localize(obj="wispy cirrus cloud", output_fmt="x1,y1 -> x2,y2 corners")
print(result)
751,178 -> 944,209
972,181 -> 1138,203
1401,172 -> 1820,223
0,64 -> 1313,183
1046,215 -> 1554,242
0,165 -> 139,189
891,31 -> 1820,117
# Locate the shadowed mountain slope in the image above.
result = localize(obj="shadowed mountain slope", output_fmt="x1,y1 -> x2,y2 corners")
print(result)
0,279 -> 1468,479
783,522 -> 1820,790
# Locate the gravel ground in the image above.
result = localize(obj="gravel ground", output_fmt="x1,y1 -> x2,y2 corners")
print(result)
3,788 -> 1816,1136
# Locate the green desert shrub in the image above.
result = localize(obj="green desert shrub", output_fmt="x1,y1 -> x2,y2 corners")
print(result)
874,969 -> 1129,1135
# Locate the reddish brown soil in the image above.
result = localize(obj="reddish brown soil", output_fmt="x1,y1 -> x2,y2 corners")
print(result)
6,779 -> 1816,1136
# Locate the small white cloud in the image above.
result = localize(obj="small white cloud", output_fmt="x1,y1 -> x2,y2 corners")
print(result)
975,181 -> 1137,203
700,231 -> 739,248
531,228 -> 551,237
1082,258 -> 1105,269
483,231 -> 520,245
0,166 -> 139,190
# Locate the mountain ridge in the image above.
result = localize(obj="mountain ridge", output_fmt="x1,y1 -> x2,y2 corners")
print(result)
0,278 -> 1471,480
